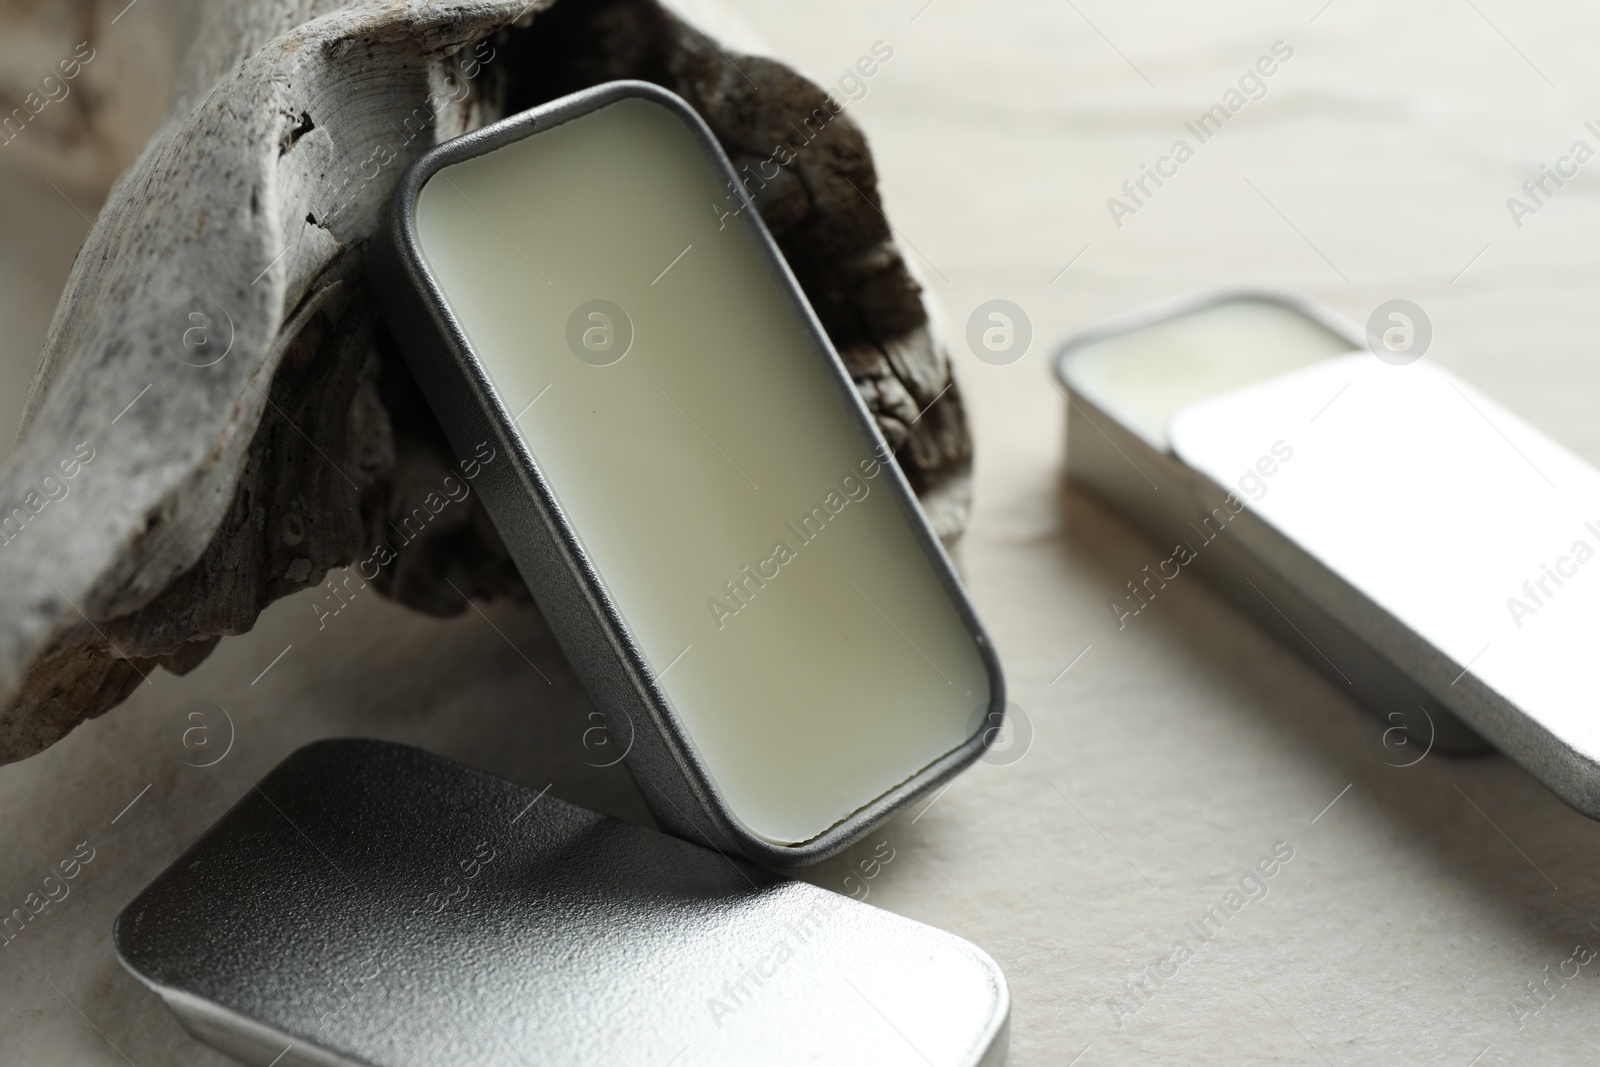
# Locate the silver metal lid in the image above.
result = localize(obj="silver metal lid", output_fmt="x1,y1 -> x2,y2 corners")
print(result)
114,740 -> 1010,1066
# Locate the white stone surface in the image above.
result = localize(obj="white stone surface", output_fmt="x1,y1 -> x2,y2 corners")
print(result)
7,1 -> 1600,1064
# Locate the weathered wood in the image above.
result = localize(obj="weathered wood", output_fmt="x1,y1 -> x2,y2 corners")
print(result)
0,0 -> 973,764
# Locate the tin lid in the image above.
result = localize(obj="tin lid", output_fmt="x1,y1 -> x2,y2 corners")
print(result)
1172,352 -> 1600,813
113,740 -> 1010,1067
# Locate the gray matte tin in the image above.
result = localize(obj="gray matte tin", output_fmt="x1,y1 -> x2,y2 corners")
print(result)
365,81 -> 1005,867
114,740 -> 1010,1067
1054,289 -> 1488,754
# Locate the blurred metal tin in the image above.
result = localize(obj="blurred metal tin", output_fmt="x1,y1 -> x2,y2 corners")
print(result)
114,740 -> 1010,1067
365,81 -> 1005,867
1054,289 -> 1489,754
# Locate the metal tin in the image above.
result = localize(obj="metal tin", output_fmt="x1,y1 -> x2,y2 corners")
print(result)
114,740 -> 1011,1067
366,81 -> 1005,867
1054,289 -> 1489,755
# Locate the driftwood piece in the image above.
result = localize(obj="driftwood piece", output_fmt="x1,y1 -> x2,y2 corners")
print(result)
0,0 -> 974,765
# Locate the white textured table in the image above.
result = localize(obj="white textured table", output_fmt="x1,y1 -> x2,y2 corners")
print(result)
7,2 -> 1600,1064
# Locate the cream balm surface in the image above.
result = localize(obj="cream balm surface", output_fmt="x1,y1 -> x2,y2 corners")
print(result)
412,94 -> 991,846
1065,298 -> 1354,447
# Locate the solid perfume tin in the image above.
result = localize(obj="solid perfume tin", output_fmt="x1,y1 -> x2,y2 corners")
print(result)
367,81 -> 1005,865
1056,288 -> 1600,818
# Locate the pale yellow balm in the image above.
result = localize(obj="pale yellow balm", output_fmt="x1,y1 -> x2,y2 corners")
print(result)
413,96 -> 990,845
1067,298 -> 1356,448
